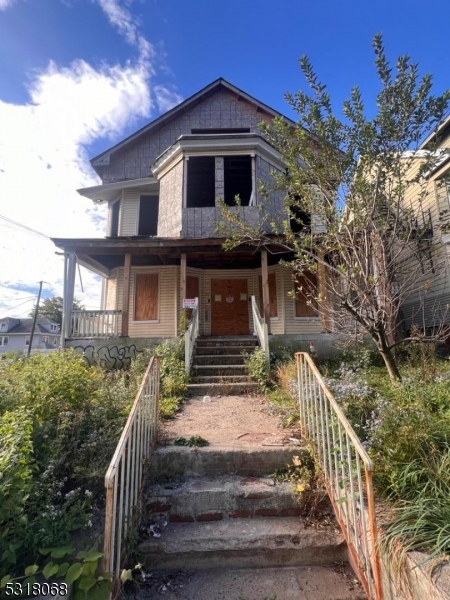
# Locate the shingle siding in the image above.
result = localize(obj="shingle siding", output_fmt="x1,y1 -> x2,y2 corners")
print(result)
100,88 -> 272,184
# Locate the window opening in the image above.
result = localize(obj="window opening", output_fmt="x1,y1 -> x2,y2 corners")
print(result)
289,196 -> 311,233
187,157 -> 215,208
191,128 -> 250,134
110,200 -> 120,237
224,155 -> 252,206
0,336 -> 8,346
138,195 -> 159,236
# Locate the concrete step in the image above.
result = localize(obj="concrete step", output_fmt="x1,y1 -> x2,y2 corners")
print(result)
146,475 -> 328,523
191,374 -> 251,383
195,345 -> 258,356
134,565 -> 366,599
186,382 -> 260,396
192,365 -> 250,377
137,517 -> 347,571
149,445 -> 302,479
196,337 -> 259,349
193,354 -> 248,365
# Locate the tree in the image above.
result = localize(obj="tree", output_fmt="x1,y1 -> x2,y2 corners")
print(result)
29,296 -> 84,326
218,35 -> 450,380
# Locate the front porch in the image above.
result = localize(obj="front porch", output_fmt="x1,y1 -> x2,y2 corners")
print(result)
54,236 -> 332,347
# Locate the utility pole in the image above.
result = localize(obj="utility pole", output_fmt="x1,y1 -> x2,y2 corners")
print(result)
28,281 -> 43,358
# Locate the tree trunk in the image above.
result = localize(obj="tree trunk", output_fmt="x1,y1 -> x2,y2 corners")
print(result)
376,332 -> 402,381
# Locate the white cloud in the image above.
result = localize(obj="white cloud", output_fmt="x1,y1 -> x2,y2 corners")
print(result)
0,0 -> 161,316
154,84 -> 183,113
0,0 -> 17,10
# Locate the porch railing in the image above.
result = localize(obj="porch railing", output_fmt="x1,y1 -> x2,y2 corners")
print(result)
185,297 -> 199,376
71,310 -> 121,338
295,352 -> 382,600
251,296 -> 270,370
103,355 -> 160,579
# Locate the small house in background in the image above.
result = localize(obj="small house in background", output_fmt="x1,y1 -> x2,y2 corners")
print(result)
0,317 -> 60,354
52,78 -> 334,364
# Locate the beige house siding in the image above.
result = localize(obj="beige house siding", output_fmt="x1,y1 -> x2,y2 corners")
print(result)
283,268 -> 322,335
108,263 -> 329,337
399,156 -> 450,328
115,265 -> 178,337
120,190 -> 139,236
105,275 -> 117,310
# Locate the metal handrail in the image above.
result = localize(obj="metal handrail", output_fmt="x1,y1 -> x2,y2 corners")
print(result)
185,298 -> 199,376
71,310 -> 121,338
103,355 -> 160,579
295,352 -> 382,600
251,296 -> 270,370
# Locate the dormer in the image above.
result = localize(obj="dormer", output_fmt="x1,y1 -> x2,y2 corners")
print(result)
152,133 -> 286,238
0,318 -> 19,333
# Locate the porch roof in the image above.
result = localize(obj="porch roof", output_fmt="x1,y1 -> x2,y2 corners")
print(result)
51,236 -> 292,274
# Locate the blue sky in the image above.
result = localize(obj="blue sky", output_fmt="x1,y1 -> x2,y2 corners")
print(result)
0,0 -> 449,316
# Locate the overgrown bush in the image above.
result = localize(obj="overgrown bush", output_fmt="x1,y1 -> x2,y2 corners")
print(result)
0,350 -> 143,580
325,358 -> 450,559
244,347 -> 270,390
153,339 -> 187,418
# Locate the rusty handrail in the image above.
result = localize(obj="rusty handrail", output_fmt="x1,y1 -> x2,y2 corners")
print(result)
295,352 -> 382,600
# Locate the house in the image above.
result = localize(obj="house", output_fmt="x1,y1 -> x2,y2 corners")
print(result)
396,117 -> 450,334
0,317 -> 60,354
52,78 -> 334,360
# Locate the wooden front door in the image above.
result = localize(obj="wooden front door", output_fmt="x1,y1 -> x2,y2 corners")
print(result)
211,279 -> 249,335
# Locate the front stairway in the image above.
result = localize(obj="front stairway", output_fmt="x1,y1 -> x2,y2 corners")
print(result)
135,393 -> 366,600
187,336 -> 261,395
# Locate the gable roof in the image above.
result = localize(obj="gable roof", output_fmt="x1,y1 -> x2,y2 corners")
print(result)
90,78 -> 298,169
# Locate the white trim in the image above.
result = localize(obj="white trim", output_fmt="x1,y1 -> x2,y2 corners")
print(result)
109,197 -> 121,236
77,177 -> 158,204
152,136 -> 284,179
0,336 -> 8,346
132,271 -> 160,323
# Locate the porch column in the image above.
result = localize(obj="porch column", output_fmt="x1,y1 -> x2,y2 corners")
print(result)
121,253 -> 131,337
180,253 -> 187,308
63,252 -> 76,342
261,249 -> 271,334
318,252 -> 331,332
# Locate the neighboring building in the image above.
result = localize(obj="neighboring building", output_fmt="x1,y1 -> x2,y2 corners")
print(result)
0,317 -> 60,354
52,78 -> 333,357
397,118 -> 450,334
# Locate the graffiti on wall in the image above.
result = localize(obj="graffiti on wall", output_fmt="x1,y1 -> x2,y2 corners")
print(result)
74,344 -> 143,369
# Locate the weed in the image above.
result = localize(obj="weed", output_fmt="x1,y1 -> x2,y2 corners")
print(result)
173,435 -> 209,448
243,347 -> 270,390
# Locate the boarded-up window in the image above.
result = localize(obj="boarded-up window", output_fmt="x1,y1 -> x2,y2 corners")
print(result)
134,273 -> 159,321
258,272 -> 278,318
295,273 -> 318,318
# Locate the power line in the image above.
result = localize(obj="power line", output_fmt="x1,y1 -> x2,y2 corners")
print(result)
0,214 -> 50,239
0,296 -> 36,318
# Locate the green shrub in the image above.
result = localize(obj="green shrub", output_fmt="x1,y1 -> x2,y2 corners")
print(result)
0,350 -> 143,580
153,339 -> 187,417
244,347 -> 269,390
